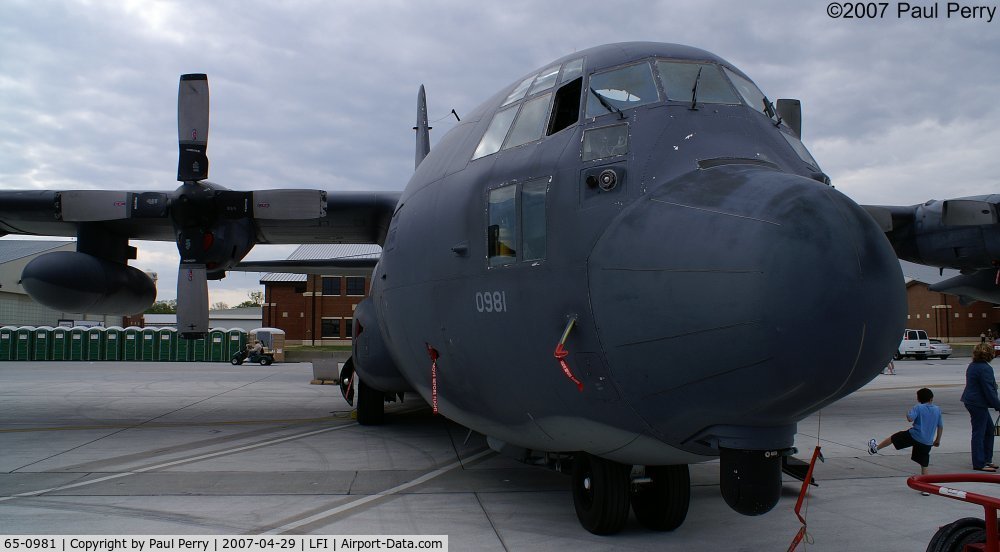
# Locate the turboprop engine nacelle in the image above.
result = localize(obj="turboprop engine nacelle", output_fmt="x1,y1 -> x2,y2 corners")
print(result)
21,251 -> 156,314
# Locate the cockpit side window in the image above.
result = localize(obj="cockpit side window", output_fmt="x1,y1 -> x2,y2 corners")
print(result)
473,105 -> 518,160
548,77 -> 582,135
723,67 -> 769,115
504,93 -> 552,150
502,76 -> 534,107
586,62 -> 659,118
560,58 -> 584,84
529,66 -> 560,95
473,57 -> 587,162
656,61 -> 739,105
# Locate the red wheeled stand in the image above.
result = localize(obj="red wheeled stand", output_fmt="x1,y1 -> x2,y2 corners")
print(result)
908,473 -> 1000,552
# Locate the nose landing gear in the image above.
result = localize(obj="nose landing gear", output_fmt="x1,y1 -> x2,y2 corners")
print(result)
571,452 -> 691,534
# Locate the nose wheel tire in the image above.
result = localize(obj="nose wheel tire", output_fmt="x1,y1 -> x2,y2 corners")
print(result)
571,452 -> 631,535
356,377 -> 385,426
630,465 -> 690,531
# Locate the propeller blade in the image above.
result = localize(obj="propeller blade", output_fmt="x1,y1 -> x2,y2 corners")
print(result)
59,191 -> 131,221
177,74 -> 210,182
251,189 -> 328,220
176,263 -> 209,339
942,199 -> 998,226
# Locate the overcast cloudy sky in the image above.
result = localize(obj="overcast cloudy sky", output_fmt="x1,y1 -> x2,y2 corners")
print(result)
2,0 -> 998,305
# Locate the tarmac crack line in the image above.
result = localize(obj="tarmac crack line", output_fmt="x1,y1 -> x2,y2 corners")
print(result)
0,422 -> 358,503
474,491 -> 509,552
258,448 -> 495,535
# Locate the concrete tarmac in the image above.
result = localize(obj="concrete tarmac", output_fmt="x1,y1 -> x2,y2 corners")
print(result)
1,359 -> 999,550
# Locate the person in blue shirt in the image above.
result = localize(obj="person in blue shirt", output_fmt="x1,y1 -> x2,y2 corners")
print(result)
961,342 -> 1000,472
868,387 -> 943,476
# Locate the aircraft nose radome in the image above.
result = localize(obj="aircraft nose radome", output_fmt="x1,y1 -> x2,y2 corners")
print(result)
588,165 -> 905,444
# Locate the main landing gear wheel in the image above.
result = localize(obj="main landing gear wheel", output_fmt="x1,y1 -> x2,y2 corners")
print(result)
631,464 -> 690,531
356,376 -> 385,426
571,452 -> 631,535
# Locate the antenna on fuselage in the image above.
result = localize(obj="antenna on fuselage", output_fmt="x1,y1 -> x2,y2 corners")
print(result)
414,85 -> 431,170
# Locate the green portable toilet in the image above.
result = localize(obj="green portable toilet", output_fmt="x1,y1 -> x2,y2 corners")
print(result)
0,326 -> 16,360
122,326 -> 142,360
226,328 -> 247,359
14,327 -> 35,361
140,328 -> 157,361
51,327 -> 70,360
69,327 -> 87,360
157,327 -> 177,361
104,327 -> 123,361
176,333 -> 199,362
190,334 -> 207,362
84,327 -> 105,361
208,328 -> 227,362
33,327 -> 53,360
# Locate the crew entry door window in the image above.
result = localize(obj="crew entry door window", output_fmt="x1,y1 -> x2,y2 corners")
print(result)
487,177 -> 550,268
487,185 -> 517,267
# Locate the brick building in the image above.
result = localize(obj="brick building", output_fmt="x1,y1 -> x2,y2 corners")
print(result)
904,279 -> 1000,341
260,244 -> 379,345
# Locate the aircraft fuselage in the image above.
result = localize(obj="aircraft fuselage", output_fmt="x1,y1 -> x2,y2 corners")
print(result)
368,42 -> 906,464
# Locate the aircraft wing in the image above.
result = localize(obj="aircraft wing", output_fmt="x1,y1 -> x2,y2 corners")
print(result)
0,189 -> 400,245
233,256 -> 380,276
252,191 -> 399,244
0,74 -> 403,338
864,195 -> 1000,303
0,190 -> 175,240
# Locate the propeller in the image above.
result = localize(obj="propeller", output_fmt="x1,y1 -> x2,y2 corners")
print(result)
47,74 -> 328,338
170,74 -> 327,338
177,74 -> 209,182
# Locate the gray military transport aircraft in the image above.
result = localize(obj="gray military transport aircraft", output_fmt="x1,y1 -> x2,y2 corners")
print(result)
0,42 -> 996,535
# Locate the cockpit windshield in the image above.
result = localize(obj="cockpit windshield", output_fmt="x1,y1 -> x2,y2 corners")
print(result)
723,67 -> 769,116
586,62 -> 660,118
656,61 -> 739,105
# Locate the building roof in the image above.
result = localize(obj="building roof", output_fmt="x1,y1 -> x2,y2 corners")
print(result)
0,240 -> 74,264
286,244 -> 381,261
261,244 -> 381,283
260,272 -> 307,283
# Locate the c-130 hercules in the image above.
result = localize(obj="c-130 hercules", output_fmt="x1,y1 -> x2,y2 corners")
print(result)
1,42 -> 997,534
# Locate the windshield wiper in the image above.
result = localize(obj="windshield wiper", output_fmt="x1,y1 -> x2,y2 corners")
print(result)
763,96 -> 783,126
690,66 -> 703,110
589,87 -> 624,119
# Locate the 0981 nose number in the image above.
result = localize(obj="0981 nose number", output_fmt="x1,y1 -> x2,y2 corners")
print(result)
475,291 -> 508,313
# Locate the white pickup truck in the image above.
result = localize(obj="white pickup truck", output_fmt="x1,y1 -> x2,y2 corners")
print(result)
894,329 -> 931,360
